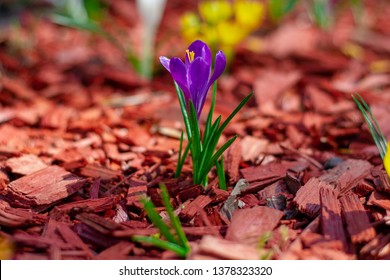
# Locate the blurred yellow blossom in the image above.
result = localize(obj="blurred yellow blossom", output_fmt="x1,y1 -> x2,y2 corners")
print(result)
181,0 -> 264,66
199,0 -> 232,25
234,0 -> 265,30
181,12 -> 202,42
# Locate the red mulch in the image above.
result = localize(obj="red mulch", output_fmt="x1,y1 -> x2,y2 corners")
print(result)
0,0 -> 389,260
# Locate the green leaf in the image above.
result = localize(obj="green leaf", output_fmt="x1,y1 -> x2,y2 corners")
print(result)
217,93 -> 253,137
310,0 -> 333,29
175,83 -> 192,140
84,0 -> 106,21
51,14 -> 102,33
175,131 -> 191,178
188,101 -> 202,182
352,93 -> 387,159
141,198 -> 178,244
197,116 -> 222,181
198,93 -> 252,181
216,155 -> 227,190
199,135 -> 238,182
204,82 -> 217,142
160,184 -> 190,251
132,235 -> 187,257
268,0 -> 299,22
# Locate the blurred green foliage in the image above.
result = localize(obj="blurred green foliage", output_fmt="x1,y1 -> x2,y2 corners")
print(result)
267,0 -> 362,29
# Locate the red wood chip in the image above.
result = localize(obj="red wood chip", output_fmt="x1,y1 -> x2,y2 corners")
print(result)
5,154 -> 48,175
56,223 -> 94,258
371,168 -> 390,194
360,233 -> 390,259
0,200 -> 47,227
367,190 -> 390,211
224,139 -> 242,184
241,161 -> 298,183
94,241 -> 134,260
294,159 -> 372,217
319,188 -> 348,250
340,192 -> 376,244
179,195 -> 212,222
6,165 -> 86,208
126,185 -> 147,205
193,235 -> 259,260
226,206 -> 283,243
79,164 -> 122,181
53,197 -> 116,214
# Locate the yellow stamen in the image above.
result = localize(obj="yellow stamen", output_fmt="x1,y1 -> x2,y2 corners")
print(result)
186,50 -> 195,62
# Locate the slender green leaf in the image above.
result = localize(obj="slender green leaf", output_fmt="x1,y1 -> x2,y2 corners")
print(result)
132,235 -> 187,257
216,155 -> 226,190
197,116 -> 222,182
197,93 -> 252,182
310,0 -> 333,29
160,184 -> 190,251
204,82 -> 217,142
188,101 -> 202,183
175,131 -> 191,178
268,0 -> 299,22
84,0 -> 106,21
141,198 -> 178,244
217,93 -> 253,137
352,93 -> 387,159
175,83 -> 192,140
51,14 -> 102,33
199,135 -> 238,182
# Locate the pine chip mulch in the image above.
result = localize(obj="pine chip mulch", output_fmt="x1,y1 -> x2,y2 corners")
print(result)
0,0 -> 389,260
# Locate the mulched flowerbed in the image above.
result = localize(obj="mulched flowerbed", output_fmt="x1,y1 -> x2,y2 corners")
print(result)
0,0 -> 389,260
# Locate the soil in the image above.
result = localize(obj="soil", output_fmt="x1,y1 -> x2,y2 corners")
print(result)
0,0 -> 389,260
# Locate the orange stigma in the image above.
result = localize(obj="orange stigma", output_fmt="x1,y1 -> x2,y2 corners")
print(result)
186,50 -> 195,62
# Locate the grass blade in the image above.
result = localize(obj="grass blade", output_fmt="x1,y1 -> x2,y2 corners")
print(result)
217,93 -> 253,137
352,93 -> 387,159
204,82 -> 217,142
160,184 -> 190,251
175,130 -> 184,178
175,131 -> 191,178
199,135 -> 238,182
131,236 -> 187,257
216,155 -> 227,190
141,198 -> 178,244
188,101 -> 202,183
175,83 -> 192,140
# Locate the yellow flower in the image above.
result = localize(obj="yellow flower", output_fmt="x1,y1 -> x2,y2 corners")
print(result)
384,143 -> 390,176
217,21 -> 247,47
199,0 -> 232,26
200,24 -> 219,46
234,0 -> 264,30
181,12 -> 202,42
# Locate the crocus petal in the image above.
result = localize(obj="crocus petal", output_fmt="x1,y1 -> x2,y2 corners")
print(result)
186,40 -> 212,66
169,57 -> 191,100
208,51 -> 226,87
188,57 -> 210,116
197,51 -> 226,116
159,56 -> 171,72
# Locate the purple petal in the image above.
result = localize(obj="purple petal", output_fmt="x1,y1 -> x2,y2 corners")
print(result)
159,56 -> 171,72
188,57 -> 210,116
208,51 -> 226,86
186,40 -> 212,66
169,57 -> 191,101
197,51 -> 226,116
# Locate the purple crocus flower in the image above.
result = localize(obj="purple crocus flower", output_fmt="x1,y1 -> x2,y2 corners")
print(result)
160,40 -> 226,118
